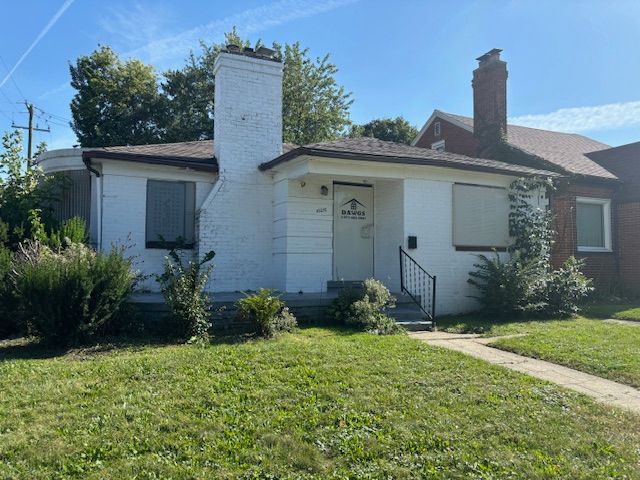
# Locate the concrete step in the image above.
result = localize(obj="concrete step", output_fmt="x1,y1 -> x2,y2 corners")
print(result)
327,280 -> 364,291
396,320 -> 434,332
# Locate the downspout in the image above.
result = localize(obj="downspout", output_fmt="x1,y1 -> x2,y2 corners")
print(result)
83,156 -> 103,251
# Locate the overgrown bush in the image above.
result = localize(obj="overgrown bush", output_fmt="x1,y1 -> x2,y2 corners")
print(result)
468,252 -> 542,317
542,256 -> 592,318
468,178 -> 592,319
12,241 -> 137,346
31,213 -> 88,250
328,278 -> 404,335
236,289 -> 298,338
0,245 -> 17,338
157,250 -> 215,344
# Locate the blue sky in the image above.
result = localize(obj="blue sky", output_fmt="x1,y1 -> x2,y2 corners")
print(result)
0,0 -> 639,151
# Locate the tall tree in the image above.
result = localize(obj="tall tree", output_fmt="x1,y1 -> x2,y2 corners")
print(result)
70,46 -> 165,147
349,116 -> 419,145
70,32 -> 353,147
161,29 -> 352,144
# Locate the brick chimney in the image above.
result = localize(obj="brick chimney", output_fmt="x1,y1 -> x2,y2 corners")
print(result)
472,48 -> 508,152
198,46 -> 283,292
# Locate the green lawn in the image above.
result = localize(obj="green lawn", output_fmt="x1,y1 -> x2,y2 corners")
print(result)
439,313 -> 640,388
581,303 -> 640,321
0,329 -> 639,479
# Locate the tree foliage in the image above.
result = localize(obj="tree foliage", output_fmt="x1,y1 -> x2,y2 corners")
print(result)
0,130 -> 57,249
70,45 -> 166,147
70,30 -> 353,147
349,116 -> 419,144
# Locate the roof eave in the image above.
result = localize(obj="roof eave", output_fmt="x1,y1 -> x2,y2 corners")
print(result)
82,150 -> 218,173
259,147 -> 559,178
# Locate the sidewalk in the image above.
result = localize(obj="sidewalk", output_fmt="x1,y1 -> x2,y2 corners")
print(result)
411,331 -> 640,414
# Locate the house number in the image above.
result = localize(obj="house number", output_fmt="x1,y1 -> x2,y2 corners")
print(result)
316,207 -> 327,213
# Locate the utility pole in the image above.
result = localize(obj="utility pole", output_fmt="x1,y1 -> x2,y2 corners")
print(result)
12,101 -> 50,167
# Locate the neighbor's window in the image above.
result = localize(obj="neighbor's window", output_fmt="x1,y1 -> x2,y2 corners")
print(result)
576,197 -> 611,252
434,121 -> 441,136
146,180 -> 196,248
453,183 -> 510,250
431,139 -> 445,152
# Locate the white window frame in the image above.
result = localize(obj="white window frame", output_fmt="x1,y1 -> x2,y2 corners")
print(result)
431,139 -> 445,152
434,121 -> 441,136
576,196 -> 612,252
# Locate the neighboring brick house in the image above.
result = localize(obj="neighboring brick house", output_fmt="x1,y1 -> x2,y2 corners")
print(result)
413,48 -> 637,293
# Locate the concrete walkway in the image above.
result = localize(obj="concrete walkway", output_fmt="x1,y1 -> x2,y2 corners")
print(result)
411,331 -> 640,414
604,318 -> 640,327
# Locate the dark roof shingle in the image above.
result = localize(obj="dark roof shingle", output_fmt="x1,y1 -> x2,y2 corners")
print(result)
83,140 -> 296,172
260,137 -> 559,177
439,112 -> 616,179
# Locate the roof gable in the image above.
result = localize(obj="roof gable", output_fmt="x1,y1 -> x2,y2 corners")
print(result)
413,110 -> 617,180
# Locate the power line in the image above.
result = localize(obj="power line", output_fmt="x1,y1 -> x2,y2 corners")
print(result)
12,101 -> 50,165
0,83 -> 15,107
34,105 -> 71,123
0,55 -> 26,101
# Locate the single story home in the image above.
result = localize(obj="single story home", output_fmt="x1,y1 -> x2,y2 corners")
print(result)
37,47 -> 634,318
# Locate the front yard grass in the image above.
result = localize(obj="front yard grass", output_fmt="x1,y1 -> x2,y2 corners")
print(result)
0,328 -> 639,479
581,303 -> 640,321
439,313 -> 640,388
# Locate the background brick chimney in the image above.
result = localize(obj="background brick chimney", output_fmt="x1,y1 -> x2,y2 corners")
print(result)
472,48 -> 508,153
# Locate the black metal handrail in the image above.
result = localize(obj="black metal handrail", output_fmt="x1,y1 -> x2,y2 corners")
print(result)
399,246 -> 436,324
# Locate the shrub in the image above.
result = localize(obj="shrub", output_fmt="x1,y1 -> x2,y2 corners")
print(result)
157,250 -> 215,344
328,278 -> 404,335
542,256 -> 592,318
236,289 -> 298,338
12,241 -> 137,346
468,252 -> 542,319
0,245 -> 18,338
48,216 -> 88,249
469,177 -> 592,320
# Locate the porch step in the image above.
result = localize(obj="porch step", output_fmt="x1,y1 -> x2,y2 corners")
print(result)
327,280 -> 364,291
386,304 -> 434,331
396,320 -> 434,332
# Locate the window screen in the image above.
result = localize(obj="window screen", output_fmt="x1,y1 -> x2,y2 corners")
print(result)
146,180 -> 195,248
453,184 -> 510,248
577,201 -> 605,248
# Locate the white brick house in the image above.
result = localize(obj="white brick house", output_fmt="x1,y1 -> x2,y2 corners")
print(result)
37,47 -> 556,316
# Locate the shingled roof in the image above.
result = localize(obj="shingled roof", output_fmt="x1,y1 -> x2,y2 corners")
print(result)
430,111 -> 616,179
259,137 -> 559,177
83,140 -> 296,172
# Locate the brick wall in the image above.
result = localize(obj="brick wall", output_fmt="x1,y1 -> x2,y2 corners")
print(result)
550,181 -> 619,291
413,118 -> 480,157
617,202 -> 640,294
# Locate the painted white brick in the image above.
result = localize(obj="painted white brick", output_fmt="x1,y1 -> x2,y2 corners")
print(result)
198,53 -> 283,292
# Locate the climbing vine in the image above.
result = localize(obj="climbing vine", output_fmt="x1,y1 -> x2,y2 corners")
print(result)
469,177 -> 592,319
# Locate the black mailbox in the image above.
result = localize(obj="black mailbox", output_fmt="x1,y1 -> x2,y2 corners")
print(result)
408,236 -> 417,249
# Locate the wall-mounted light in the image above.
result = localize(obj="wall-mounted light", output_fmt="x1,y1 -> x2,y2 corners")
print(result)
320,185 -> 329,196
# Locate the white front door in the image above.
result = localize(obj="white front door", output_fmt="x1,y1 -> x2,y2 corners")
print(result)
333,183 -> 374,280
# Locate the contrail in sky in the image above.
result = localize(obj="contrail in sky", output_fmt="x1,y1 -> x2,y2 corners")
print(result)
0,0 -> 75,91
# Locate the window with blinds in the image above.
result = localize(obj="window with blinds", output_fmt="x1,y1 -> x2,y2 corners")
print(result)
452,183 -> 510,250
576,197 -> 611,251
146,180 -> 196,248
